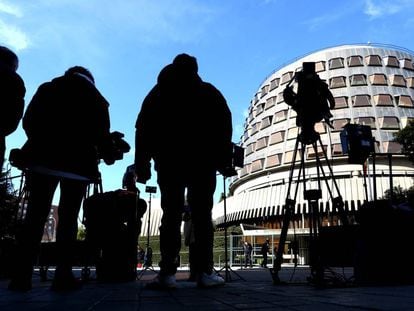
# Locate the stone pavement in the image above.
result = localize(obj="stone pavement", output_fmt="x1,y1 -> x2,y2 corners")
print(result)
1,265 -> 414,310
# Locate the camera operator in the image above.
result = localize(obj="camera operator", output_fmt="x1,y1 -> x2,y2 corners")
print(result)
135,54 -> 233,289
0,46 -> 25,172
8,66 -> 113,292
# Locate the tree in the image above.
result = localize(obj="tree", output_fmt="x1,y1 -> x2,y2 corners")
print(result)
0,168 -> 20,238
394,120 -> 414,164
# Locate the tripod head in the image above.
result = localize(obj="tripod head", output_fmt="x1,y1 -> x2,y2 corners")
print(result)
283,62 -> 335,144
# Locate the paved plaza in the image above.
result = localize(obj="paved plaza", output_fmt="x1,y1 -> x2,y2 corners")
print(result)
1,265 -> 414,310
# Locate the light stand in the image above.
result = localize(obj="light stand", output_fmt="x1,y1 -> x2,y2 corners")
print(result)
217,143 -> 246,282
217,174 -> 244,282
137,185 -> 157,279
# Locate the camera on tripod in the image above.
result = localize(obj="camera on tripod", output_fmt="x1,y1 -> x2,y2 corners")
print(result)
283,62 -> 335,143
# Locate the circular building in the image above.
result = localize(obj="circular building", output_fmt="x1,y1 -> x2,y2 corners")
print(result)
213,44 -> 414,264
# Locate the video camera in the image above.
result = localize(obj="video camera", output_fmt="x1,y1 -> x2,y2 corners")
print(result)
283,62 -> 335,141
98,131 -> 131,165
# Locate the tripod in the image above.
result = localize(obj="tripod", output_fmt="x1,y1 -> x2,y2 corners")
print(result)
270,129 -> 347,285
217,175 -> 245,282
137,187 -> 157,279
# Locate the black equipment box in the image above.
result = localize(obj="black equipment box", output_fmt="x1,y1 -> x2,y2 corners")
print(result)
354,200 -> 414,285
83,189 -> 146,282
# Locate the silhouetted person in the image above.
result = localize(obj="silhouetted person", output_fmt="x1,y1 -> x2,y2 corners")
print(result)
8,66 -> 112,291
243,241 -> 253,268
261,239 -> 270,268
0,46 -> 25,172
135,53 -> 233,288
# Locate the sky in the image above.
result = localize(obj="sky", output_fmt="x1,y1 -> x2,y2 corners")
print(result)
1,0 -> 414,203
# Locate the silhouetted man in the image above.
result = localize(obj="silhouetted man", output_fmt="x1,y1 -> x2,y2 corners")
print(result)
135,54 -> 233,288
0,46 -> 25,172
8,66 -> 111,291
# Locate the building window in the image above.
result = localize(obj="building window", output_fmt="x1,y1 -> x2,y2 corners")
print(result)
307,144 -> 327,159
265,153 -> 282,168
355,117 -> 376,128
315,122 -> 326,134
253,93 -> 259,105
384,56 -> 400,68
250,122 -> 260,135
256,136 -> 269,150
281,71 -> 294,84
329,57 -> 344,69
287,127 -> 299,140
276,92 -> 285,104
260,116 -> 273,129
255,103 -> 265,116
401,58 -> 414,71
350,74 -> 367,86
269,78 -> 280,91
269,131 -> 285,145
245,142 -> 256,156
315,61 -> 326,72
329,76 -> 346,88
273,110 -> 288,123
333,96 -> 348,109
332,118 -> 349,132
378,117 -> 399,129
373,94 -> 394,106
240,164 -> 251,177
284,150 -> 301,163
369,73 -> 387,85
251,158 -> 265,173
390,74 -> 406,87
407,77 -> 414,88
265,96 -> 276,110
347,55 -> 363,67
352,94 -> 371,107
332,143 -> 343,156
260,85 -> 269,98
365,55 -> 382,66
395,95 -> 414,107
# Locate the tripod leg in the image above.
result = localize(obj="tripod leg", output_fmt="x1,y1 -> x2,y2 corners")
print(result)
271,139 -> 305,285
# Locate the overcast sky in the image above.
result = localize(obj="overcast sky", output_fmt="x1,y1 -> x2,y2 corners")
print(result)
2,0 -> 414,202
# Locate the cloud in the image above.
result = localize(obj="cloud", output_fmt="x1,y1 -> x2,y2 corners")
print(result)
364,0 -> 414,18
0,19 -> 29,50
0,1 -> 23,17
0,1 -> 28,50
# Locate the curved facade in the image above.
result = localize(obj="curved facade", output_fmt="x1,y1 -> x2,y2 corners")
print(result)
213,44 -> 414,230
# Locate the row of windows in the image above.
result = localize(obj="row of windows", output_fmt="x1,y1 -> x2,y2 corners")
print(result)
246,94 -> 413,130
240,141 -> 402,176
251,79 -> 414,118
256,55 -> 414,100
245,117 -> 401,153
330,74 -> 413,88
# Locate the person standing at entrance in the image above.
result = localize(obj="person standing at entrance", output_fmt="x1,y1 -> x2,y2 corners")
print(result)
261,239 -> 270,268
135,53 -> 233,288
243,241 -> 253,268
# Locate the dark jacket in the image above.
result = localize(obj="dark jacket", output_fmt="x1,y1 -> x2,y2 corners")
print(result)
22,73 -> 110,179
135,65 -> 232,179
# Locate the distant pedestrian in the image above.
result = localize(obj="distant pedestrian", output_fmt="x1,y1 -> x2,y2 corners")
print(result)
243,241 -> 253,268
261,239 -> 270,268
